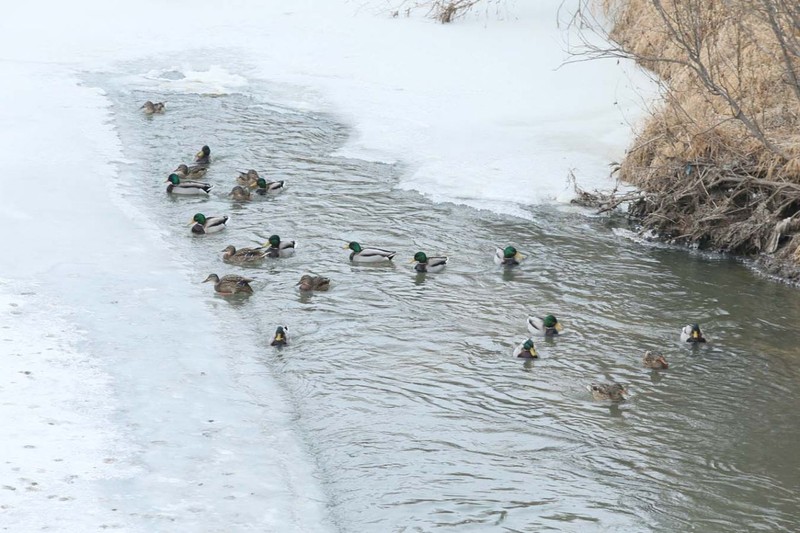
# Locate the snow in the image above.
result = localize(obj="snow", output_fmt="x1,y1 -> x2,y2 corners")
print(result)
0,0 -> 653,529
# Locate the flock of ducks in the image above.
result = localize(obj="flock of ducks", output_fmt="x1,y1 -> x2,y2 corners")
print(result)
146,101 -> 709,403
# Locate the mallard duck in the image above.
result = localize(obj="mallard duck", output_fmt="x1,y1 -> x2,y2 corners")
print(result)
494,246 -> 524,267
527,315 -> 563,337
236,169 -> 259,188
166,174 -> 212,195
254,177 -> 285,195
202,273 -> 254,295
262,235 -> 295,258
229,186 -> 251,201
141,101 -> 165,114
221,245 -> 268,264
411,252 -> 448,273
513,339 -> 538,359
589,383 -> 627,402
270,325 -> 289,347
346,242 -> 396,263
642,350 -> 669,369
297,274 -> 331,291
195,145 -> 211,166
173,163 -> 207,181
189,213 -> 228,234
680,323 -> 707,343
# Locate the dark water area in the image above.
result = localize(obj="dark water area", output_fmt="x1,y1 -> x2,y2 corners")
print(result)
96,67 -> 800,532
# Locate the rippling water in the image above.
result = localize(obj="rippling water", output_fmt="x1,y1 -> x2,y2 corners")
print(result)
97,69 -> 800,532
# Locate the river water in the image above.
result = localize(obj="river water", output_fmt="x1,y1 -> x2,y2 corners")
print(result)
95,69 -> 800,532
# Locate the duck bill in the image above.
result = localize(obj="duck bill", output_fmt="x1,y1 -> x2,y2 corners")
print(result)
187,220 -> 197,226
555,322 -> 563,332
195,150 -> 204,158
514,252 -> 524,261
529,348 -> 537,357
408,258 -> 416,263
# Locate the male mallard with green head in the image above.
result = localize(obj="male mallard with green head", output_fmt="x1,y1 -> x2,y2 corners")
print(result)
270,325 -> 289,347
513,339 -> 538,359
411,251 -> 448,273
189,213 -> 228,234
254,177 -> 285,195
527,315 -> 563,337
195,145 -> 211,166
166,174 -> 212,195
346,242 -> 396,263
202,273 -> 254,295
680,323 -> 707,343
263,235 -> 295,258
494,246 -> 524,267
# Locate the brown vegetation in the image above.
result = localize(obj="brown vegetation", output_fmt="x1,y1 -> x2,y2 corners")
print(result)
570,0 -> 800,279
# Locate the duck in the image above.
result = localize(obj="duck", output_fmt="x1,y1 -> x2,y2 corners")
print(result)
680,323 -> 707,343
494,246 -> 524,267
411,252 -> 448,273
642,350 -> 669,369
527,315 -> 563,337
297,274 -> 331,291
202,273 -> 254,295
236,169 -> 259,188
589,383 -> 628,402
229,186 -> 251,201
254,177 -> 285,195
166,174 -> 212,195
220,245 -> 268,264
346,242 -> 396,263
141,101 -> 165,114
189,213 -> 228,234
173,163 -> 208,181
195,145 -> 211,166
262,235 -> 295,258
513,339 -> 538,359
270,325 -> 289,347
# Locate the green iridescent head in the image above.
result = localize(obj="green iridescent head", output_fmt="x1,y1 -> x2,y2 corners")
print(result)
168,173 -> 181,185
268,235 -> 281,247
193,213 -> 206,224
503,246 -> 518,259
348,242 -> 362,253
256,178 -> 267,188
413,252 -> 428,263
523,339 -> 535,351
543,315 -> 558,328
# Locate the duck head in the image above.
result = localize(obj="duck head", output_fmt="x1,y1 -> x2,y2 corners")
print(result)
202,273 -> 220,284
412,251 -> 428,264
522,339 -> 537,358
256,178 -> 267,189
189,213 -> 207,226
196,145 -> 210,160
543,314 -> 563,333
689,323 -> 704,341
221,245 -> 236,257
268,235 -> 281,248
167,173 -> 181,185
173,164 -> 189,174
347,241 -> 363,253
298,275 -> 314,291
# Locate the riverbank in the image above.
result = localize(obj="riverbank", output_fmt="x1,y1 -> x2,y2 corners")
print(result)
586,0 -> 800,283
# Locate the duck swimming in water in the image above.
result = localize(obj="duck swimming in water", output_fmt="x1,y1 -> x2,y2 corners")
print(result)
270,325 -> 289,347
642,350 -> 669,369
189,213 -> 228,234
513,339 -> 538,359
229,185 -> 251,201
346,242 -> 396,263
297,274 -> 331,291
680,323 -> 707,343
494,246 -> 524,267
141,101 -> 165,114
202,273 -> 254,295
254,177 -> 285,195
527,315 -> 563,337
221,245 -> 268,264
166,174 -> 212,196
236,169 -> 259,188
262,235 -> 295,258
173,163 -> 207,181
589,383 -> 628,402
195,145 -> 211,166
411,252 -> 448,273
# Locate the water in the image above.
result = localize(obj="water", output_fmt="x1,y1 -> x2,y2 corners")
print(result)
95,68 -> 800,532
